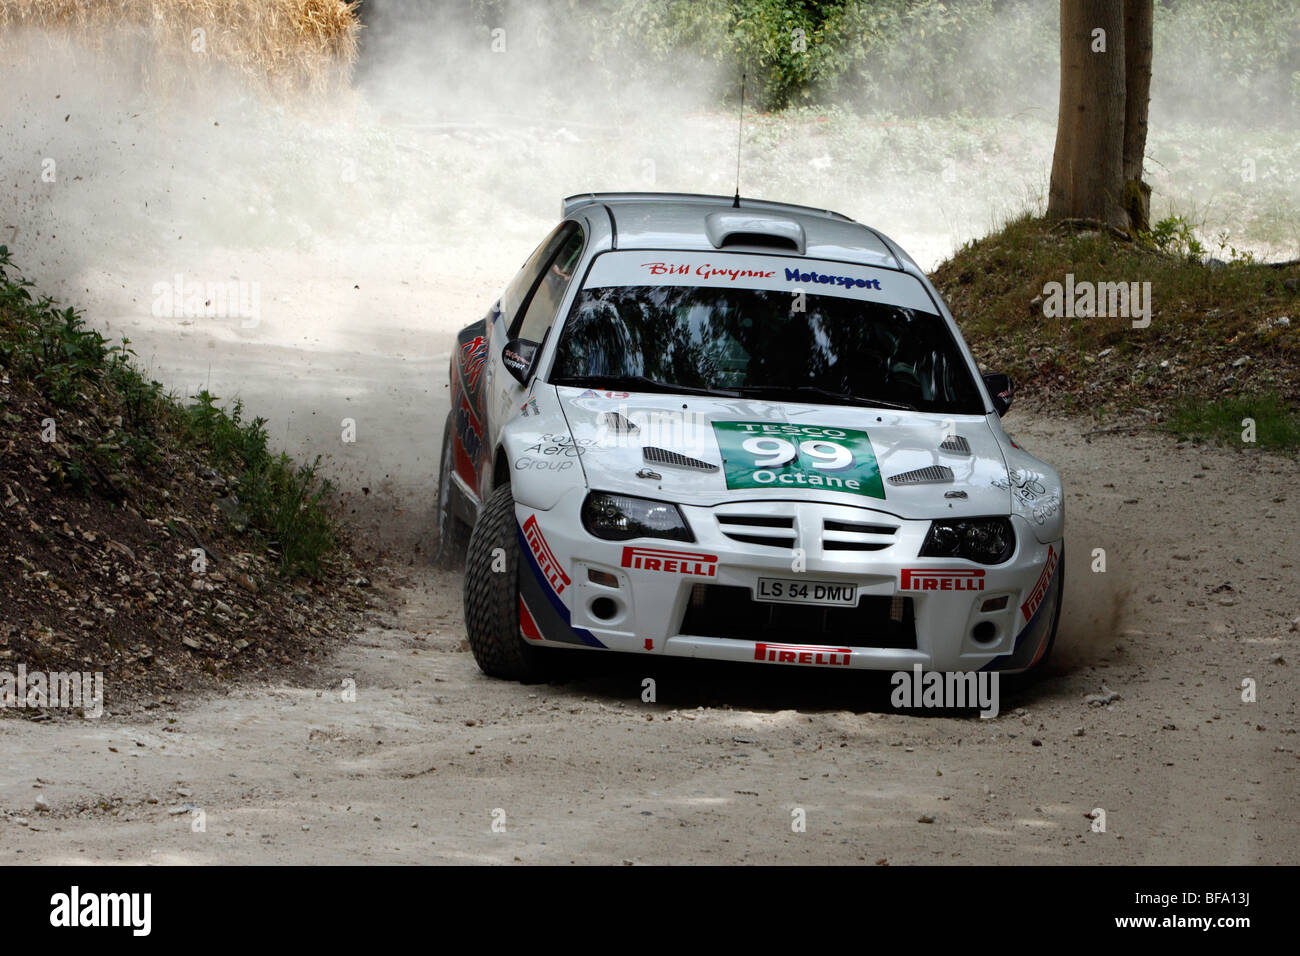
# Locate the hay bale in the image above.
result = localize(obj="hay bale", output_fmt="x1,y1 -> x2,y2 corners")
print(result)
0,0 -> 361,97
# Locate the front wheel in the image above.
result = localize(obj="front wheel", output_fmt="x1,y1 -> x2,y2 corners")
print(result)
463,483 -> 551,682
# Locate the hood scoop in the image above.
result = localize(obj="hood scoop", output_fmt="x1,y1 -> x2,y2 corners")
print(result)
643,446 -> 719,472
938,435 -> 971,455
888,465 -> 955,486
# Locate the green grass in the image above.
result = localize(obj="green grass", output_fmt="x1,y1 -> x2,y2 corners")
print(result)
1163,392 -> 1300,452
183,391 -> 335,576
0,245 -> 338,577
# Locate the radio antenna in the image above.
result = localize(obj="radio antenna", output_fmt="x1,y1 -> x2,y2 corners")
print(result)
732,73 -> 745,208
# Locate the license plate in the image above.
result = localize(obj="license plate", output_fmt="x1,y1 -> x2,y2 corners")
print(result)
755,578 -> 857,607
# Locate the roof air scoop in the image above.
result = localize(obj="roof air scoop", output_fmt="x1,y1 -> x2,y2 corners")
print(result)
705,211 -> 805,254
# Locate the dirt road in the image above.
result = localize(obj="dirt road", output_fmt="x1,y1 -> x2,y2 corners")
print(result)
1,414 -> 1295,865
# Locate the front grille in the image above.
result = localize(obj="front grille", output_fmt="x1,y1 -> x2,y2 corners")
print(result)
716,513 -> 796,549
822,517 -> 898,552
680,584 -> 917,649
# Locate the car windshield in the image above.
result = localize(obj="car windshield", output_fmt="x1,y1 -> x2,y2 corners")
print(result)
551,259 -> 984,414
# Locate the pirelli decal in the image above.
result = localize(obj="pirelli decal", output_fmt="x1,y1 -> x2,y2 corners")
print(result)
1020,545 -> 1058,621
621,546 -> 718,577
522,514 -> 571,596
899,568 -> 985,591
754,642 -> 852,667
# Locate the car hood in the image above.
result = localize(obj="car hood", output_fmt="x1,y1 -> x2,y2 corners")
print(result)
555,386 -> 1012,519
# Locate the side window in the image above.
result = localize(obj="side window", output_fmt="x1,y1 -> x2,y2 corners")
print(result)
500,222 -> 575,330
511,225 -> 584,342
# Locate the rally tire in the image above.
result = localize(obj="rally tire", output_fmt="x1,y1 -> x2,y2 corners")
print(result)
463,483 -> 550,682
433,414 -> 470,569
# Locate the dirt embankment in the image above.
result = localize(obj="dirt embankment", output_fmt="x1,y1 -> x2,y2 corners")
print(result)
0,255 -> 373,708
0,374 -> 373,707
932,216 -> 1300,428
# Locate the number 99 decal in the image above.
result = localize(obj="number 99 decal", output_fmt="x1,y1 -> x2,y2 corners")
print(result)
740,435 -> 796,468
717,421 -> 886,499
741,436 -> 854,472
799,439 -> 854,472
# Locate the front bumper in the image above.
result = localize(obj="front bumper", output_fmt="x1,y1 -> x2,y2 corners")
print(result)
515,488 -> 1061,673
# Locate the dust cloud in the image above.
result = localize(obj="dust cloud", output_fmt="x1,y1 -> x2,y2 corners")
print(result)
1051,534 -> 1134,673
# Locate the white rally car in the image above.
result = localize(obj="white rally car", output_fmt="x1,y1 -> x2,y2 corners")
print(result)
436,192 -> 1064,682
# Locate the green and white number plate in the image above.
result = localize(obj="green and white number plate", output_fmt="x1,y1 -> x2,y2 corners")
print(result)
711,421 -> 886,500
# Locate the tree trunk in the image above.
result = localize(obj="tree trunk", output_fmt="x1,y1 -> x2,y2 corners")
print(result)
1122,0 -> 1154,232
1047,0 -> 1128,230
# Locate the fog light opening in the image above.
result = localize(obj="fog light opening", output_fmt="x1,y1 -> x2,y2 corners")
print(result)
591,597 -> 620,621
972,621 -> 998,645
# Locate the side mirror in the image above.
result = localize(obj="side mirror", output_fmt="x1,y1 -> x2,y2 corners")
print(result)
502,338 -> 539,386
983,373 -> 1014,417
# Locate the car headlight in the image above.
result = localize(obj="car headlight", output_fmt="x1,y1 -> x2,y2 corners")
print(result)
920,517 -> 1015,565
581,492 -> 694,542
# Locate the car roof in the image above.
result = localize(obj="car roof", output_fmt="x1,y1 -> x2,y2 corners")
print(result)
563,192 -> 910,272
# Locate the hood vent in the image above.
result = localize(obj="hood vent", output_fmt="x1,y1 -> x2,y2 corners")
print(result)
642,446 -> 718,472
600,411 -> 639,434
938,435 -> 971,454
887,465 -> 955,486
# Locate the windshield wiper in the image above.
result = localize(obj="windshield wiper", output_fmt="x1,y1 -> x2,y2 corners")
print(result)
733,384 -> 918,411
550,374 -> 740,398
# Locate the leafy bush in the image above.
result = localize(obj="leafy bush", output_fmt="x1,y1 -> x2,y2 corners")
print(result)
1152,0 -> 1300,123
184,391 -> 337,577
1141,215 -> 1206,260
0,255 -> 125,406
571,0 -> 1297,121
